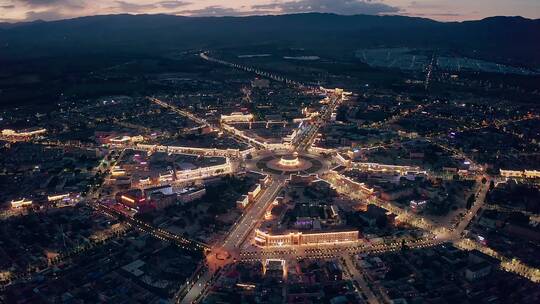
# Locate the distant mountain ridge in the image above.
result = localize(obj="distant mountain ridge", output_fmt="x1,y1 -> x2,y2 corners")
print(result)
0,19 -> 46,29
0,13 -> 539,67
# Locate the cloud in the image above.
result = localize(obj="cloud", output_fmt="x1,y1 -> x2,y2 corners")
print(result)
25,8 -> 68,20
175,0 -> 400,18
400,12 -> 462,17
16,0 -> 62,5
14,0 -> 83,9
177,5 -> 251,17
408,1 -> 444,10
157,1 -> 190,9
114,1 -> 157,12
253,0 -> 399,15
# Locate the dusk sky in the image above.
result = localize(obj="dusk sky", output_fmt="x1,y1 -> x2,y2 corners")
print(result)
0,0 -> 539,23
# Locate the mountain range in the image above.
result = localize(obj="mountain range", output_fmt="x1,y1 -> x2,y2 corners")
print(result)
0,13 -> 539,67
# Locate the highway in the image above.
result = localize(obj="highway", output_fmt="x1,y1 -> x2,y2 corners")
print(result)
200,52 -> 312,89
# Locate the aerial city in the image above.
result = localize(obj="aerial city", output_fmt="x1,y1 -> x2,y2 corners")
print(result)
0,0 -> 539,303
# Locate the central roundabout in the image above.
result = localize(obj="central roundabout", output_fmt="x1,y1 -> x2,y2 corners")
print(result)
251,150 -> 328,176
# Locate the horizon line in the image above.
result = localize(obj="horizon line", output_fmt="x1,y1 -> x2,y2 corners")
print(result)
1,12 -> 537,26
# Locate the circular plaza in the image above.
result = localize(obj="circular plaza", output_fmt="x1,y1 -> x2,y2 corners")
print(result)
251,151 -> 327,176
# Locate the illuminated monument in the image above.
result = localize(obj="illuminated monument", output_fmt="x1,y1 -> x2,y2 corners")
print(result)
255,151 -> 326,176
278,152 -> 301,168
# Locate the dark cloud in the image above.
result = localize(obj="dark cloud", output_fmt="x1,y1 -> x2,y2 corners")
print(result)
253,0 -> 399,15
16,0 -> 62,5
1,5 -> 16,9
14,0 -> 83,9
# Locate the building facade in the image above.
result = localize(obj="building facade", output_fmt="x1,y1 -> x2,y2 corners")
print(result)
254,229 -> 358,247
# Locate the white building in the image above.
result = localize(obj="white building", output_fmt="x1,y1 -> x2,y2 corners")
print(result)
10,198 -> 32,208
221,112 -> 254,123
175,160 -> 232,182
237,195 -> 250,208
500,169 -> 540,179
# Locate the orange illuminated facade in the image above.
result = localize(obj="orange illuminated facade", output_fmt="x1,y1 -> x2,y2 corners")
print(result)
10,198 -> 33,209
500,169 -> 540,179
254,229 -> 358,247
115,189 -> 146,210
1,128 -> 46,137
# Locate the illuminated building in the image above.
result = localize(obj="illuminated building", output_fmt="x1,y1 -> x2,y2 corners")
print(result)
109,136 -> 131,144
524,170 -> 540,178
329,172 -> 375,196
500,169 -> 540,179
1,127 -> 46,137
159,171 -> 174,183
410,200 -> 427,213
108,135 -> 145,147
175,160 -> 232,182
500,169 -> 522,178
47,193 -> 80,207
136,143 -> 245,158
145,185 -> 173,196
10,198 -> 33,209
142,185 -> 206,209
254,229 -> 358,247
47,193 -> 70,201
352,162 -> 425,175
248,184 -> 262,202
111,166 -> 126,176
263,259 -> 286,280
283,130 -> 297,145
237,195 -> 249,208
138,176 -> 152,186
278,153 -> 300,167
236,182 -> 261,208
220,112 -> 254,123
347,149 -> 363,160
115,189 -> 146,210
177,187 -> 206,203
